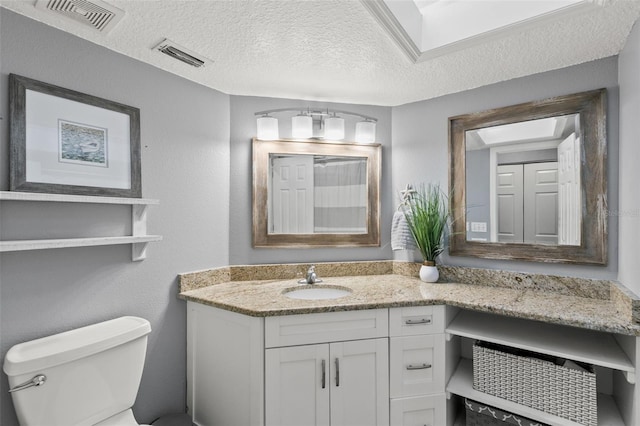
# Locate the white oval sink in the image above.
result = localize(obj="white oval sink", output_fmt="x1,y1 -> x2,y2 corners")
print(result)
283,286 -> 352,300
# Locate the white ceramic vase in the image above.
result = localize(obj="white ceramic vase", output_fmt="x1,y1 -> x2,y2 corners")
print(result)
419,261 -> 439,283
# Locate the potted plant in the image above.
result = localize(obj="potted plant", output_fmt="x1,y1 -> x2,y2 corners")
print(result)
403,183 -> 449,282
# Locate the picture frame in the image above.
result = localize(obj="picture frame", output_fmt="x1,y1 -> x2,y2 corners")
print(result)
9,74 -> 142,197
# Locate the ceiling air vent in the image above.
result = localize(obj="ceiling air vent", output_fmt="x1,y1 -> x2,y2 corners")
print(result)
153,39 -> 209,68
35,0 -> 124,33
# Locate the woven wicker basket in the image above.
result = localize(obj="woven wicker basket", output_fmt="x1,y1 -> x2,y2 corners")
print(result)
472,341 -> 597,426
465,398 -> 549,426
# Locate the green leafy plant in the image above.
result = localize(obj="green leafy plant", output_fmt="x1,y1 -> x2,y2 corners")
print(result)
403,183 -> 450,264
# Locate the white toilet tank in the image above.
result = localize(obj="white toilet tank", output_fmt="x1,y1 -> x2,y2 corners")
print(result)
3,316 -> 151,426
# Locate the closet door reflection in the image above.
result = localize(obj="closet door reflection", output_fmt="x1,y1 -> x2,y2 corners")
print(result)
496,162 -> 559,245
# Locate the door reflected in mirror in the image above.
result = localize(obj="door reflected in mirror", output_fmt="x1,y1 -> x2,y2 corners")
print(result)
269,154 -> 368,234
465,113 -> 581,246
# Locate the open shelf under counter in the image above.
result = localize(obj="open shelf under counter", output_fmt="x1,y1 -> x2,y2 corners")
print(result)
447,359 -> 625,426
446,309 -> 635,382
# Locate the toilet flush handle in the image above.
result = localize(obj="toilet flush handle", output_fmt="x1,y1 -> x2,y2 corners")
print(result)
8,374 -> 46,393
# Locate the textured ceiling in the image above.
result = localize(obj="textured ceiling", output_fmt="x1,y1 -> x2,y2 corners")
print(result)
2,0 -> 640,106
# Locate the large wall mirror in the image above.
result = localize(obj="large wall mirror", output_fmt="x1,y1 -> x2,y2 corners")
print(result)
449,89 -> 607,264
253,138 -> 381,247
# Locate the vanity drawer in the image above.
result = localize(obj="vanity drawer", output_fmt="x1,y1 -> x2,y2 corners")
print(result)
265,308 -> 388,348
390,393 -> 446,426
390,334 -> 445,397
389,305 -> 445,336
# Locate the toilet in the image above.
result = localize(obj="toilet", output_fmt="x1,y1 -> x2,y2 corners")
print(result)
3,316 -> 151,426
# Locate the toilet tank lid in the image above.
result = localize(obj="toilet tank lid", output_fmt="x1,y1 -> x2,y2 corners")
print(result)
3,316 -> 151,377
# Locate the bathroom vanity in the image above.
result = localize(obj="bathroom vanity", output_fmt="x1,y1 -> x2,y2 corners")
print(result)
186,303 -> 449,426
181,268 -> 640,426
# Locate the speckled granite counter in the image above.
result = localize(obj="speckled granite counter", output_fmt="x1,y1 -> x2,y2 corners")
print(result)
179,263 -> 640,336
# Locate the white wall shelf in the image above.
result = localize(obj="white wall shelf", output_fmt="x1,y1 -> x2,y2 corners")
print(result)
0,191 -> 161,261
445,309 -> 635,382
447,359 -> 625,426
0,191 -> 159,205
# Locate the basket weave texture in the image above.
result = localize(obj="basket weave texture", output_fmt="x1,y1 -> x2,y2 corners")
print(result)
472,342 -> 597,426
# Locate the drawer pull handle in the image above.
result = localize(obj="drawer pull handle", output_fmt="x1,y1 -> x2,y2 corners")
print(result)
405,318 -> 431,325
321,359 -> 326,389
406,363 -> 432,370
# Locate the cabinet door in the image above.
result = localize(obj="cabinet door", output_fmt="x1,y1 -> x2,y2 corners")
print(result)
330,338 -> 389,426
390,394 -> 446,426
265,344 -> 330,426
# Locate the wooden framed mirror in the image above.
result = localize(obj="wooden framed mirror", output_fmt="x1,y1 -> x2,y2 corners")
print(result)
253,138 -> 381,247
449,89 -> 607,264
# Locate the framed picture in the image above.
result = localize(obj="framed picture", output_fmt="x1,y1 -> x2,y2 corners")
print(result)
9,74 -> 141,197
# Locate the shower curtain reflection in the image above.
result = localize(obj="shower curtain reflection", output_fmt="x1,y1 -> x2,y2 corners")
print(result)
313,157 -> 367,233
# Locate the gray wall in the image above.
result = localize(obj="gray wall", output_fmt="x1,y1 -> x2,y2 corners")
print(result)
0,10 -> 230,425
618,20 -> 640,295
229,96 -> 392,265
392,57 -> 619,280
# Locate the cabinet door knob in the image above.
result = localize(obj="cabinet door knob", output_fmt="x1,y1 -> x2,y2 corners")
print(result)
321,359 -> 326,389
405,318 -> 431,325
335,358 -> 340,387
406,363 -> 432,370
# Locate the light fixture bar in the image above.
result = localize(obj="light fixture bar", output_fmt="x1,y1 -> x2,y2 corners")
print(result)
254,107 -> 377,123
255,107 -> 378,142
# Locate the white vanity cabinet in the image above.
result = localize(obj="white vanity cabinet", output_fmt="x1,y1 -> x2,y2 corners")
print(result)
265,339 -> 389,426
186,302 -> 390,426
389,306 -> 448,426
187,299 -> 640,426
265,309 -> 390,426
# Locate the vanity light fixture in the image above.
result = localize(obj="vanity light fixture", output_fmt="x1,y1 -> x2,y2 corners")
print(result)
254,107 -> 377,142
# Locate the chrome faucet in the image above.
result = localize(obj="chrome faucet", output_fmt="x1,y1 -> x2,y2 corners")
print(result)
300,265 -> 323,284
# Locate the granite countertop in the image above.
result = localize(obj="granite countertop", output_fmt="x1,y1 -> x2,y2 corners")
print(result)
179,273 -> 640,336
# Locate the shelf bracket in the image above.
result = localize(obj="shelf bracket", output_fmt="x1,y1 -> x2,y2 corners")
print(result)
132,204 -> 149,261
445,332 -> 453,342
132,242 -> 150,261
624,370 -> 635,385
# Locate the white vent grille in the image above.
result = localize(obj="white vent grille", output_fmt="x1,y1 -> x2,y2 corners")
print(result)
35,0 -> 124,33
153,39 -> 210,68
